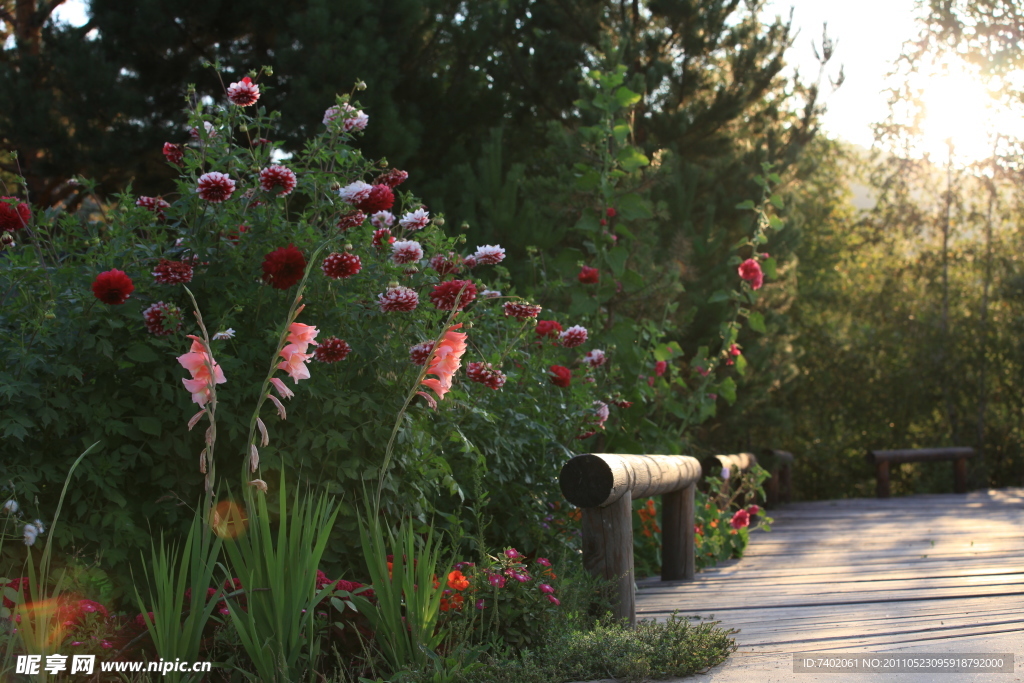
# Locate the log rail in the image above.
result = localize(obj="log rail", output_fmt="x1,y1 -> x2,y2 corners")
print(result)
867,447 -> 975,498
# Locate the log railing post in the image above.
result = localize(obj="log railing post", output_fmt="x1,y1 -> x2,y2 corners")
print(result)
559,453 -> 702,626
867,448 -> 975,497
876,460 -> 891,498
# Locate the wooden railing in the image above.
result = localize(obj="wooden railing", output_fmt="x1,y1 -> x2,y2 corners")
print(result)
866,447 -> 975,498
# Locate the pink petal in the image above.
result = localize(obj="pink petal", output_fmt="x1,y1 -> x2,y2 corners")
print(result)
188,410 -> 206,431
269,377 -> 295,399
416,391 -> 437,410
267,393 -> 287,419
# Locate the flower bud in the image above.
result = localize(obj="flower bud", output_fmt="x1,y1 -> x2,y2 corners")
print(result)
239,123 -> 248,132
460,222 -> 470,231
344,243 -> 353,251
356,79 -> 367,91
264,67 -> 273,76
1,232 -> 15,246
387,280 -> 399,289
458,235 -> 466,244
44,311 -> 56,319
433,217 -> 445,226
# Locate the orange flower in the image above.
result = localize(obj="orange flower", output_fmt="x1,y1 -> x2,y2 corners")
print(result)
447,570 -> 470,591
417,323 -> 468,409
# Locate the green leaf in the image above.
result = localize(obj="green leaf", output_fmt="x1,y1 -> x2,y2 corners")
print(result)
125,342 -> 159,363
768,215 -> 784,230
763,257 -> 777,279
134,417 -> 162,437
614,87 -> 641,108
734,354 -> 747,377
612,124 -> 631,145
616,146 -> 649,172
769,194 -> 784,209
747,311 -> 766,334
708,290 -> 731,304
569,291 -> 599,316
616,193 -> 652,221
735,199 -> 756,210
605,247 -> 628,277
716,377 -> 737,405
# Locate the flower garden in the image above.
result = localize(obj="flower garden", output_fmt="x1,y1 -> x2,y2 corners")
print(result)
0,61 -> 779,682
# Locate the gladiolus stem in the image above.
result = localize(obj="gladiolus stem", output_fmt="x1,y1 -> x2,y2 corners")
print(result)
183,286 -> 220,501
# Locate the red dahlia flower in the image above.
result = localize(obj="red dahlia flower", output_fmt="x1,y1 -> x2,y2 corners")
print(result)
162,142 -> 184,166
196,172 -> 236,203
429,252 -> 463,276
738,258 -> 764,290
378,286 -> 419,312
321,252 -> 362,279
466,362 -> 506,390
472,244 -> 505,265
583,349 -> 607,367
578,266 -> 600,284
91,269 -> 134,305
503,301 -> 542,319
559,324 -> 588,348
261,245 -> 306,290
143,302 -> 182,336
313,337 -> 351,363
355,184 -> 394,214
152,259 -> 194,285
0,197 -> 30,232
136,196 -> 171,219
409,341 -> 434,365
391,240 -> 424,265
374,168 -> 409,188
259,165 -> 297,197
549,365 -> 571,388
372,228 -> 395,249
535,320 -> 562,338
337,210 -> 366,231
430,280 -> 476,311
226,76 -> 260,106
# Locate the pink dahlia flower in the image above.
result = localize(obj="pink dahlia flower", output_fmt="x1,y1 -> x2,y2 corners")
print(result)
226,76 -> 260,106
378,286 -> 419,312
339,181 -> 372,206
472,244 -> 505,265
196,172 -> 236,203
322,252 -> 362,279
371,211 -> 395,229
399,208 -> 430,231
559,325 -> 588,348
391,240 -> 424,265
259,165 -> 297,197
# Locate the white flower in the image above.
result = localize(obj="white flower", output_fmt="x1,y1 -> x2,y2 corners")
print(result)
721,466 -> 731,481
33,519 -> 45,534
481,289 -> 502,298
399,208 -> 430,231
371,211 -> 395,229
2,499 -> 17,514
391,240 -> 424,265
472,244 -> 505,265
583,349 -> 607,368
339,181 -> 372,206
213,329 -> 236,341
23,523 -> 38,546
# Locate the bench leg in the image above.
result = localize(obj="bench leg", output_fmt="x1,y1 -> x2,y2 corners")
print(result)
876,460 -> 890,498
953,458 -> 968,493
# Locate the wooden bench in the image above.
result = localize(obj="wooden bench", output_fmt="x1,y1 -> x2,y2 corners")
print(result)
866,447 -> 975,498
559,452 -> 701,625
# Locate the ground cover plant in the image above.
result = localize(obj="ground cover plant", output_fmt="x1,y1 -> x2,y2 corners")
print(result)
0,50 -> 779,680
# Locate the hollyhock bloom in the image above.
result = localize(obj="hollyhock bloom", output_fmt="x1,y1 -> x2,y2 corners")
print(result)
339,181 -> 372,206
227,76 -> 260,106
731,509 -> 750,529
655,360 -> 668,377
559,325 -> 588,348
417,323 -> 468,409
409,341 -> 434,365
549,365 -> 571,387
337,210 -> 366,231
91,269 -> 134,305
152,259 -> 193,285
738,258 -> 764,290
472,244 -> 505,265
535,320 -> 563,338
578,265 -> 600,284
546,594 -> 561,606
371,211 -> 395,229
583,349 -> 607,368
375,168 -> 409,188
378,285 -> 419,312
162,142 -> 184,166
503,301 -> 542,319
261,245 -> 306,289
143,302 -> 182,336
391,240 -> 424,265
314,337 -> 351,363
399,208 -> 430,231
747,504 -> 760,516
538,583 -> 555,594
135,196 -> 170,219
372,228 -> 395,249
178,335 -> 226,407
355,184 -> 395,214
466,362 -> 506,390
213,329 -> 235,340
430,280 -> 476,311
447,570 -> 470,591
606,207 -> 617,218
0,197 -> 29,233
322,252 -> 362,279
259,165 -> 298,197
196,172 -> 236,203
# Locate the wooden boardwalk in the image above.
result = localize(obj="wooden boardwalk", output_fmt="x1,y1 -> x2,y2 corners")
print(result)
634,489 -> 1024,681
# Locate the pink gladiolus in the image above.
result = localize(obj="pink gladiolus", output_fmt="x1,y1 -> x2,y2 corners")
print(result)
417,323 -> 468,409
177,336 -> 226,407
269,377 -> 295,399
286,322 -> 319,349
278,343 -> 314,382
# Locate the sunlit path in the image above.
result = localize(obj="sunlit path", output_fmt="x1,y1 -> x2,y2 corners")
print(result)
634,489 -> 1024,682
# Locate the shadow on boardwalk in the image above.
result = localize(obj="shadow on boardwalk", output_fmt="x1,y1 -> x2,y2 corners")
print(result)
633,489 -> 1024,682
